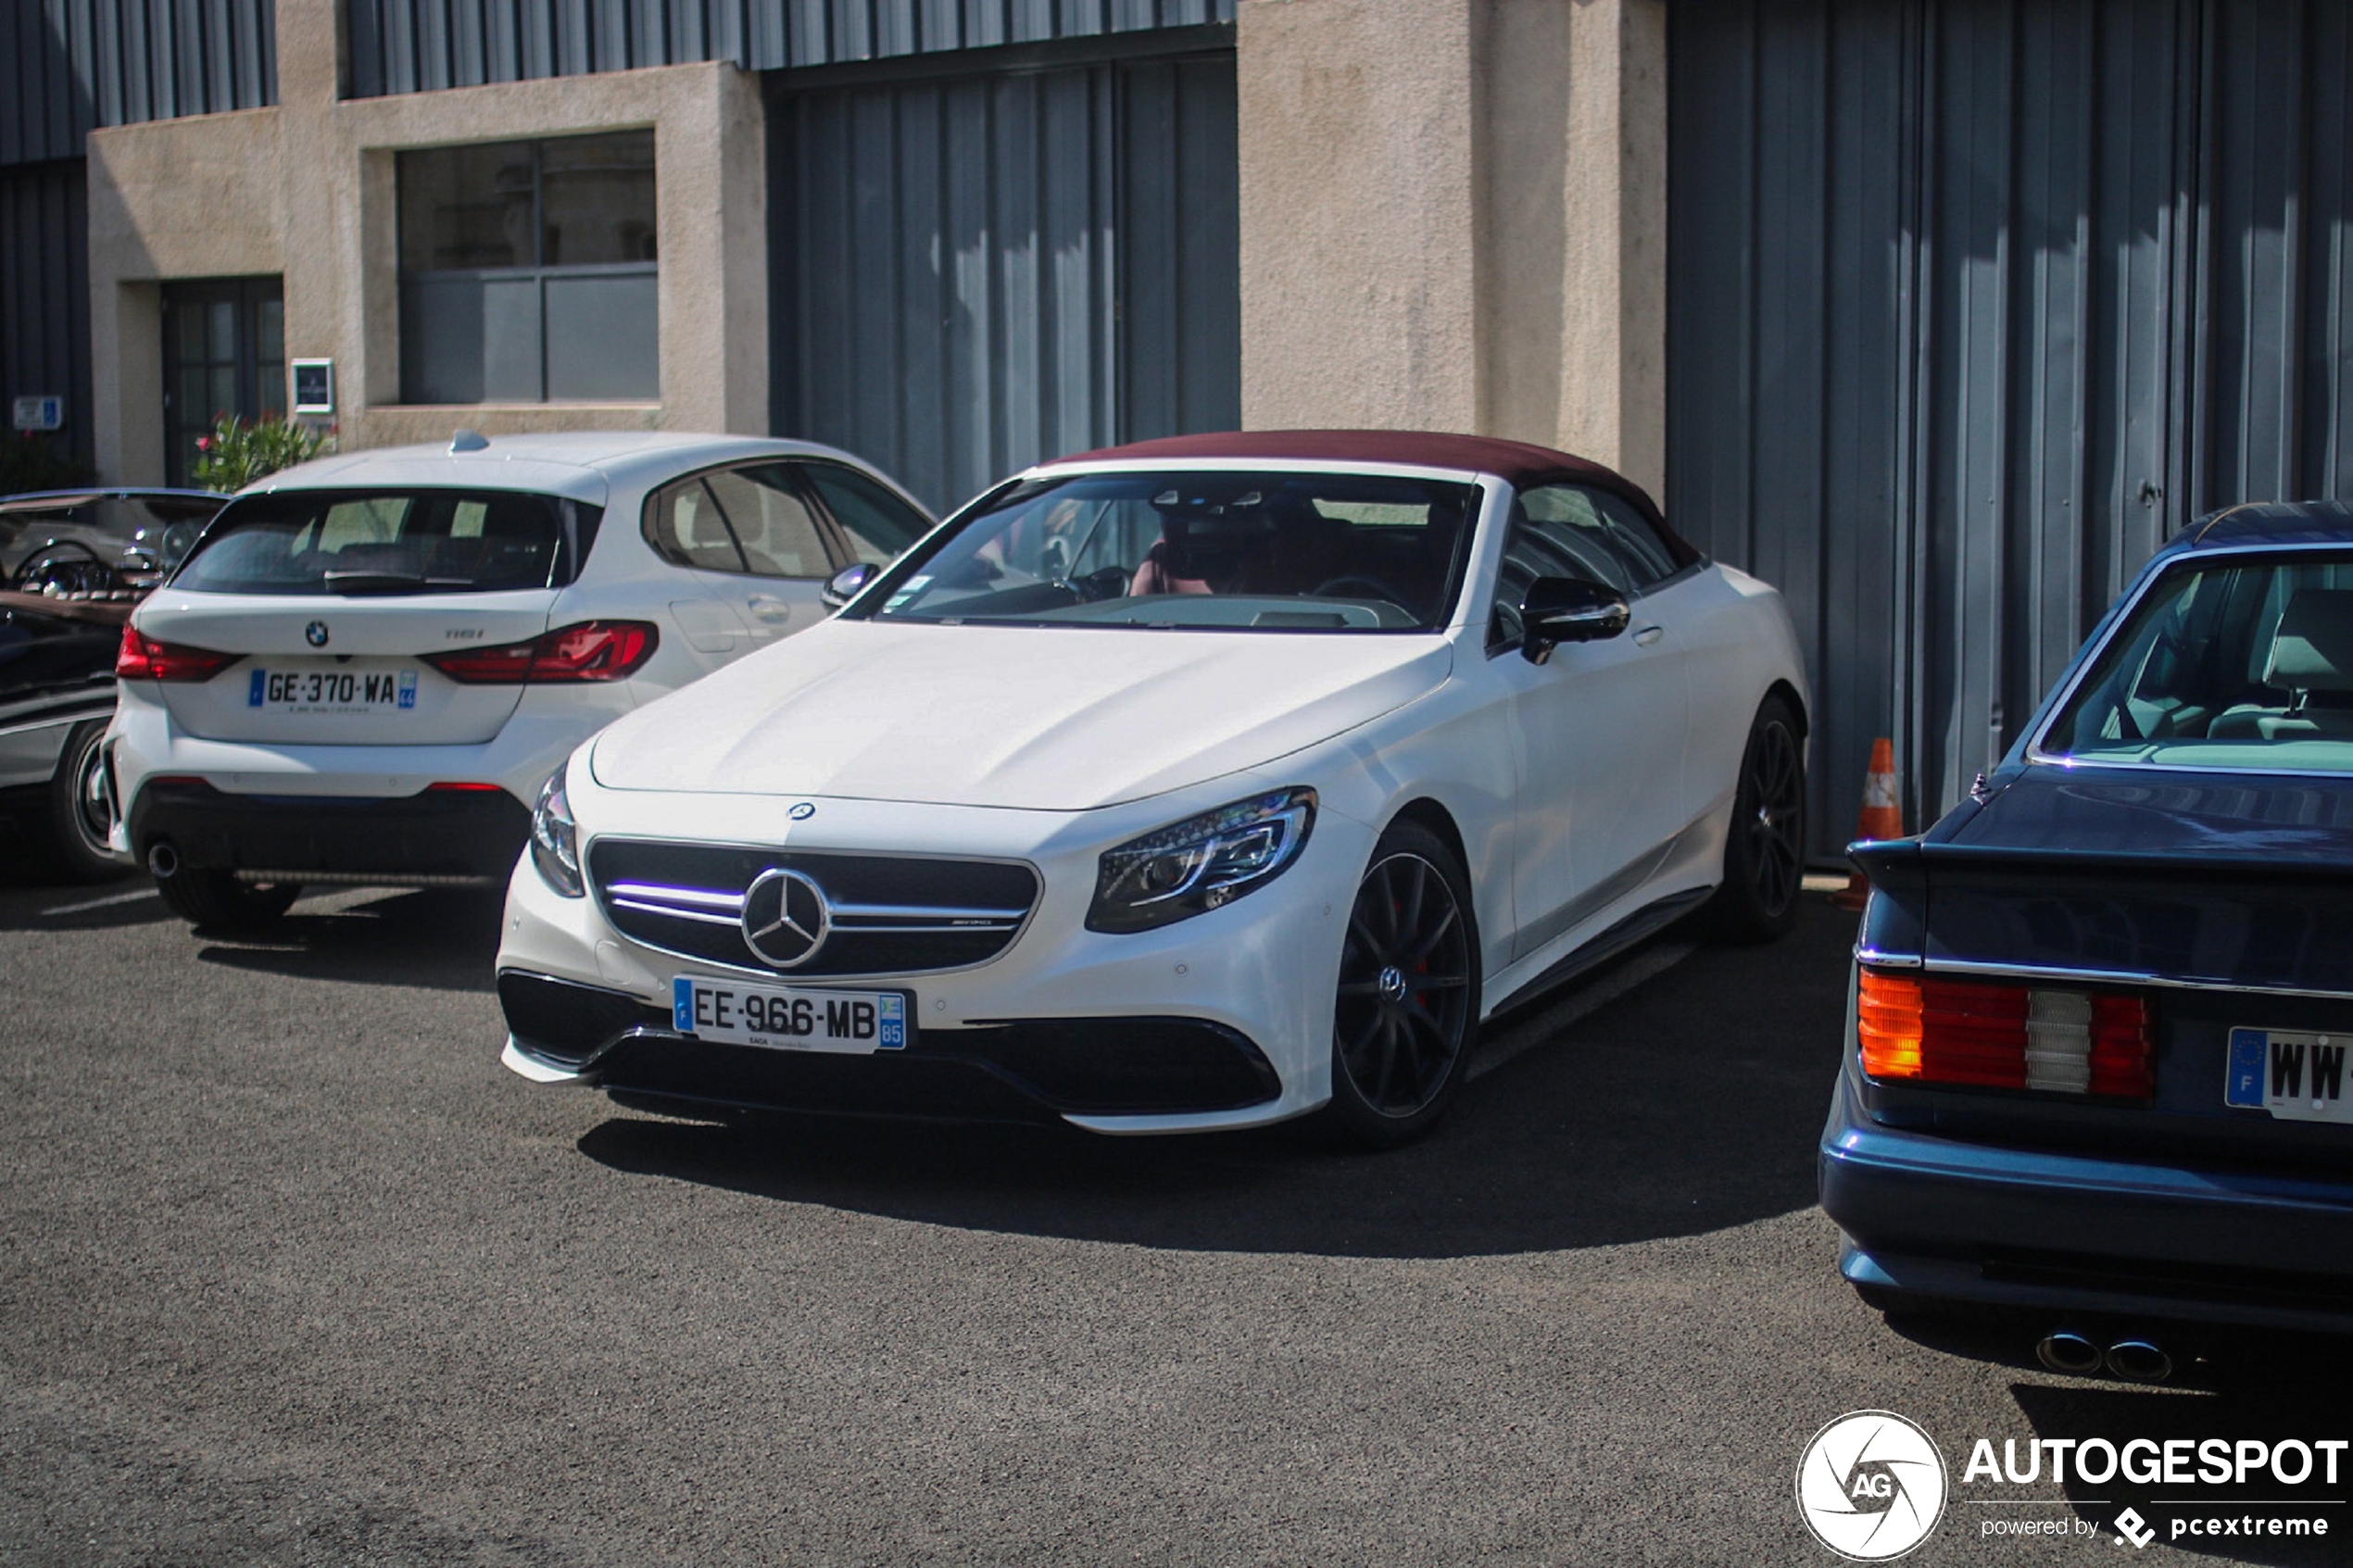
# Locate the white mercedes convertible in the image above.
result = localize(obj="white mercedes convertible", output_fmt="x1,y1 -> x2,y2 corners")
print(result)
495,431 -> 1810,1146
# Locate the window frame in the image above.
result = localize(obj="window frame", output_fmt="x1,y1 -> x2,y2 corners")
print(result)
395,131 -> 659,406
640,459 -> 867,581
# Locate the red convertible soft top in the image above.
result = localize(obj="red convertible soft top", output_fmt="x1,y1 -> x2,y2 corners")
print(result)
1052,429 -> 1699,568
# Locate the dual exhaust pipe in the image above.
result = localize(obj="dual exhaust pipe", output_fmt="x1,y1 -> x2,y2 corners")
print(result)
2037,1330 -> 2171,1383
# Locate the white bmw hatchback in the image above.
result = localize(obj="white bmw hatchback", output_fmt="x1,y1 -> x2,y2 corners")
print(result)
496,431 -> 1810,1146
107,431 -> 932,929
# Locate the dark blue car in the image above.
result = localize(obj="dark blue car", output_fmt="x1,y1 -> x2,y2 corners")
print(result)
1821,499 -> 2353,1382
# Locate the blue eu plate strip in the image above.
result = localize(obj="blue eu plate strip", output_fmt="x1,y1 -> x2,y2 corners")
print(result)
673,976 -> 696,1034
2226,1028 -> 2268,1108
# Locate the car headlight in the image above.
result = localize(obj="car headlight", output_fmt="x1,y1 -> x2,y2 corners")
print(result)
530,764 -> 584,897
1087,787 -> 1316,934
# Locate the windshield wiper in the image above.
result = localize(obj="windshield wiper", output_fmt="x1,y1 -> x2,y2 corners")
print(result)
321,571 -> 476,595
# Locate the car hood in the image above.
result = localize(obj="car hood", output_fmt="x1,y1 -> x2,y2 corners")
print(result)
590,620 -> 1453,809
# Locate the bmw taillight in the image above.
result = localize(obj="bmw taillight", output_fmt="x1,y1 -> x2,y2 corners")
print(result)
421,621 -> 658,684
115,625 -> 242,682
1857,970 -> 2152,1099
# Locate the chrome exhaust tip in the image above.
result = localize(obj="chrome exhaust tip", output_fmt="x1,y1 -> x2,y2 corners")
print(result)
2035,1330 -> 2105,1376
145,841 -> 180,879
2106,1339 -> 2172,1384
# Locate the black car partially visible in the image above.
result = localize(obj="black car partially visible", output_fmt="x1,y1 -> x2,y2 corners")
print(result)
0,488 -> 225,880
1823,500 -> 2353,1381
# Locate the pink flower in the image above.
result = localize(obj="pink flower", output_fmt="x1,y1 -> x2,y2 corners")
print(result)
195,436 -> 211,450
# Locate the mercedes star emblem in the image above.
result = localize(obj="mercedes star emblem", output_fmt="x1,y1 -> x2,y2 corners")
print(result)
740,867 -> 832,969
305,621 -> 330,647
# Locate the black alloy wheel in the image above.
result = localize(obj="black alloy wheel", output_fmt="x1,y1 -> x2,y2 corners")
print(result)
1327,820 -> 1479,1148
1707,696 -> 1806,942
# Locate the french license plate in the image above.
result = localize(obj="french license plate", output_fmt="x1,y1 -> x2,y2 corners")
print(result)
672,975 -> 909,1055
247,667 -> 416,713
2225,1027 -> 2353,1124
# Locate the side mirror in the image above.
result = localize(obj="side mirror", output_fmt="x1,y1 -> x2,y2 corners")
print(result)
1519,576 -> 1629,663
822,561 -> 877,610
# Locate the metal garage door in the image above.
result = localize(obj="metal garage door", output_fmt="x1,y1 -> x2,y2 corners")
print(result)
1668,0 -> 2353,850
770,38 -> 1240,515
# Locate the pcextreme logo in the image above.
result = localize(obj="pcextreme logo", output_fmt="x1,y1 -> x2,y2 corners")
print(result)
1797,1411 -> 1950,1561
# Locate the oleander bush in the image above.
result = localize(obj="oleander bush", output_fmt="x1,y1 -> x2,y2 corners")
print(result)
192,416 -> 324,493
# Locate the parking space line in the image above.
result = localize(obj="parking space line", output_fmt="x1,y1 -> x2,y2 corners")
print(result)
39,887 -> 163,917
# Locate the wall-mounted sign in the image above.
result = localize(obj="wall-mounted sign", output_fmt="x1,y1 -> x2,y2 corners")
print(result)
11,395 -> 63,432
291,359 -> 334,415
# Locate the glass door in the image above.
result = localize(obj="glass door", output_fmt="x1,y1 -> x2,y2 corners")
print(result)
161,277 -> 285,486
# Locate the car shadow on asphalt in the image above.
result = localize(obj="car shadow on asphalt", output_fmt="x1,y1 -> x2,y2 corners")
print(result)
2009,1374 -> 2353,1565
1881,1317 -> 2353,1564
575,896 -> 1860,1260
189,887 -> 505,994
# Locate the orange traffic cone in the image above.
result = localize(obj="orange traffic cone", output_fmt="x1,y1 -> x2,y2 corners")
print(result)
1830,738 -> 1904,911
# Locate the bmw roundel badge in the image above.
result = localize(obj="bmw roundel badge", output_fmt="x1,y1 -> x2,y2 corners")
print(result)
305,621 -> 330,647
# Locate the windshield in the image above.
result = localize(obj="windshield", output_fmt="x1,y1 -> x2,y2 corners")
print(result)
862,470 -> 1478,632
172,489 -> 598,596
2043,553 -> 2353,772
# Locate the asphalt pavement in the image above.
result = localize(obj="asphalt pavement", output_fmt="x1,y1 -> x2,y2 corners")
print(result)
1,868 -> 2345,1566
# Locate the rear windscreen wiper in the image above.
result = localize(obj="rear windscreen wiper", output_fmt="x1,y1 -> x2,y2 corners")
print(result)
321,571 -> 475,595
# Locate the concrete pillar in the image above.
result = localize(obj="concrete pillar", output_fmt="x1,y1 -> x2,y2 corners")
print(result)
1237,0 -> 1482,434
1236,0 -> 1668,502
86,108 -> 286,483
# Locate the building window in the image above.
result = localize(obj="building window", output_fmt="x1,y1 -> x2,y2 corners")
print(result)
396,132 -> 658,405
162,277 -> 284,487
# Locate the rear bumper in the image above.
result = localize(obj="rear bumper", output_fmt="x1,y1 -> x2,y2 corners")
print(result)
1820,1071 -> 2353,1334
498,969 -> 1284,1127
131,778 -> 530,884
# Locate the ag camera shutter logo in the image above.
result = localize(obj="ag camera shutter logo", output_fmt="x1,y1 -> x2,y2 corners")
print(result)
1796,1411 -> 1948,1560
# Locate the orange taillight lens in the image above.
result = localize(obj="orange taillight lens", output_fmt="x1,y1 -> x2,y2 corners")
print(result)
1856,969 -> 2152,1100
1857,971 -> 1924,1079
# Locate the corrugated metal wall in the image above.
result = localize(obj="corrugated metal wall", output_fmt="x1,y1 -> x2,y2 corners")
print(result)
4,0 -> 275,477
3,0 -> 278,167
770,44 -> 1238,514
1668,0 -> 2353,856
347,0 -> 1232,98
0,158 -> 94,470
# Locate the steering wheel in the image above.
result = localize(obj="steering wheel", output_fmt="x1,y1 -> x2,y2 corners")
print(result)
1312,573 -> 1413,608
11,540 -> 119,596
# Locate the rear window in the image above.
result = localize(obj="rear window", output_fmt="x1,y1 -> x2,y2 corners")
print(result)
2042,553 -> 2353,772
172,489 -> 600,596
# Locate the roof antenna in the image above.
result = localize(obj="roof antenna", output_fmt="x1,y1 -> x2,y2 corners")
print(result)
449,429 -> 489,453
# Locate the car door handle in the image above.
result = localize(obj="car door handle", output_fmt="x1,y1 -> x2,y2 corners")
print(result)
1633,625 -> 1665,646
745,595 -> 797,623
